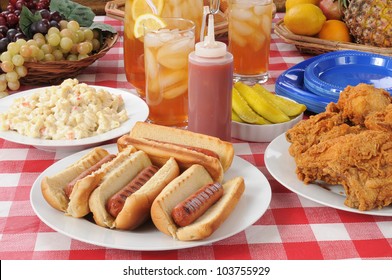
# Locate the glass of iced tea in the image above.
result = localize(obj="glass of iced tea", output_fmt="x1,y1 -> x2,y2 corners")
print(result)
228,0 -> 273,85
144,18 -> 195,127
123,0 -> 204,98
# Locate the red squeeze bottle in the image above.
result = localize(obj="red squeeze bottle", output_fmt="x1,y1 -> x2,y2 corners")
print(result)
187,14 -> 233,141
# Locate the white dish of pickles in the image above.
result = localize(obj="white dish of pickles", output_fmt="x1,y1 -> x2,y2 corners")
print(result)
231,83 -> 306,143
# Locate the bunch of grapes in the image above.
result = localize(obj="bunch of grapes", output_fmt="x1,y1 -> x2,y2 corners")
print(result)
0,0 -> 103,96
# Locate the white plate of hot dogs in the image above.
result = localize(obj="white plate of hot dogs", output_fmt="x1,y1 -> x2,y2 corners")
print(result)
30,143 -> 272,251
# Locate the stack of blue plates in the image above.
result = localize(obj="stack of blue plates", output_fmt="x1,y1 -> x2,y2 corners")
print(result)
276,50 -> 392,114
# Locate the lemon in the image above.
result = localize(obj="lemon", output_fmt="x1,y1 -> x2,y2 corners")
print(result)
285,0 -> 319,10
284,4 -> 326,36
132,0 -> 164,20
133,13 -> 167,38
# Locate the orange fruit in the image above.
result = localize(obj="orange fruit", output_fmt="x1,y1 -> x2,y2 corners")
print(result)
317,20 -> 352,42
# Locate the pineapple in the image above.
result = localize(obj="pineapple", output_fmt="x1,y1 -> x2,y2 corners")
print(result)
340,0 -> 392,48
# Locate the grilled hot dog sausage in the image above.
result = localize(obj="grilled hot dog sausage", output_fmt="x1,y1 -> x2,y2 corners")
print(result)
171,182 -> 223,227
146,139 -> 220,159
106,165 -> 159,217
64,154 -> 116,198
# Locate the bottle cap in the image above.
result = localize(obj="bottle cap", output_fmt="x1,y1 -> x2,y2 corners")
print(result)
195,14 -> 227,58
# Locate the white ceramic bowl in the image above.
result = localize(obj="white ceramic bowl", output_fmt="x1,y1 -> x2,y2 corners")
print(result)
231,111 -> 304,142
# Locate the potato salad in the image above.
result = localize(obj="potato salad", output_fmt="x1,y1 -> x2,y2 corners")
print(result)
0,79 -> 129,140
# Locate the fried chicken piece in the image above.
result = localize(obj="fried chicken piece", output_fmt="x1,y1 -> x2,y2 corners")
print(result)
295,130 -> 392,211
336,83 -> 392,125
286,83 -> 392,211
286,108 -> 363,158
364,104 -> 392,132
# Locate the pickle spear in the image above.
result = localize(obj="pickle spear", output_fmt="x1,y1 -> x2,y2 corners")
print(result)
232,110 -> 244,122
252,84 -> 306,117
232,88 -> 270,125
234,82 -> 290,123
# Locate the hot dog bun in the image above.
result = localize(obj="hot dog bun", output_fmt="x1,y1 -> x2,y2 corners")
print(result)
89,150 -> 180,230
117,122 -> 234,182
151,164 -> 245,241
41,147 -> 111,217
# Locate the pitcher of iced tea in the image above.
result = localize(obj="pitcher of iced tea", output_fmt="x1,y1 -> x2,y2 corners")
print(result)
123,0 -> 204,98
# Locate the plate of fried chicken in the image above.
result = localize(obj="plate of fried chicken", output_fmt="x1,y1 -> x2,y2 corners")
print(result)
265,83 -> 392,215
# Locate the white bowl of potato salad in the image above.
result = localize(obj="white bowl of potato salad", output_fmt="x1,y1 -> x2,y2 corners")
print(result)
0,79 -> 149,152
231,82 -> 306,143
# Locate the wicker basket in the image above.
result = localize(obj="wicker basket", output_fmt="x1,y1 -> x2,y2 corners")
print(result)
20,32 -> 119,85
104,0 -> 229,37
274,19 -> 392,57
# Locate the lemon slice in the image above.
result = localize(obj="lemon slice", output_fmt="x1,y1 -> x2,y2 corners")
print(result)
131,0 -> 164,20
134,13 -> 167,39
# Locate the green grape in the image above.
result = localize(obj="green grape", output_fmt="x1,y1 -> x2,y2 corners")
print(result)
53,49 -> 64,60
67,20 -> 80,32
92,39 -> 101,51
33,33 -> 45,47
76,29 -> 85,42
15,39 -> 27,47
35,37 -> 46,48
43,53 -> 55,61
37,49 -> 45,61
77,41 -> 92,55
48,27 -> 60,36
7,80 -> 20,91
41,44 -> 53,54
0,79 -> 7,92
20,45 -> 33,58
59,20 -> 68,30
60,37 -> 73,52
0,74 -> 6,82
26,39 -> 38,47
0,51 -> 12,62
83,29 -> 94,41
66,54 -> 78,61
78,54 -> 89,60
1,61 -> 15,73
12,54 -> 24,67
15,66 -> 27,77
47,33 -> 61,47
5,71 -> 19,83
33,33 -> 45,40
7,42 -> 20,55
63,29 -> 77,44
29,45 -> 40,58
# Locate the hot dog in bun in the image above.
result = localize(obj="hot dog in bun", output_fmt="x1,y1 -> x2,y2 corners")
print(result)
151,164 -> 245,241
117,122 -> 234,183
41,147 -> 135,218
89,150 -> 180,230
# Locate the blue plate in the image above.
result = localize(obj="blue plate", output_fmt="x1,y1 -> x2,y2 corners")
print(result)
304,50 -> 392,100
275,54 -> 332,114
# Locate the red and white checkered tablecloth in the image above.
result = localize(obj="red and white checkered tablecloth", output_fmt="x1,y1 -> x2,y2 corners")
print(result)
0,15 -> 391,260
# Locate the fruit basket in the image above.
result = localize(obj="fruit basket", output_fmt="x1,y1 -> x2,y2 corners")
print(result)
104,0 -> 229,37
274,19 -> 392,57
20,32 -> 119,85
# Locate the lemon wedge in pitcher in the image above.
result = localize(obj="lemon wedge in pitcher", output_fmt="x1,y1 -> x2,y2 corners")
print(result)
134,13 -> 167,38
